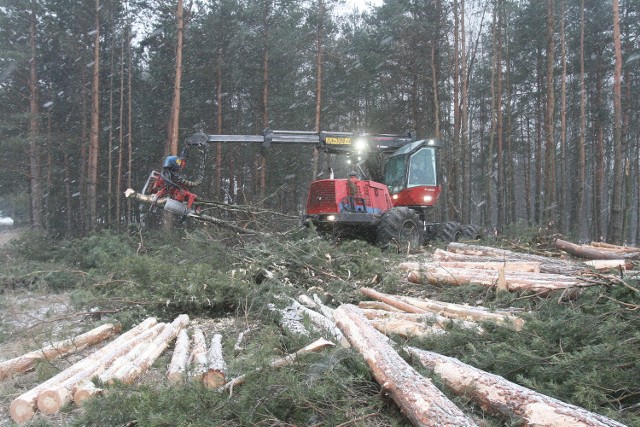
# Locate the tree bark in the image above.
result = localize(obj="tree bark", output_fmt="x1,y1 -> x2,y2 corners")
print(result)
333,305 -> 477,427
608,0 -> 624,244
28,6 -> 42,229
404,261 -> 541,273
87,0 -> 101,231
405,347 -> 627,427
576,0 -> 587,240
543,0 -> 556,228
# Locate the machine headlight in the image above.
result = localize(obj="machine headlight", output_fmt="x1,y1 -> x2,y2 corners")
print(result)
354,137 -> 368,152
392,194 -> 399,200
327,215 -> 336,221
424,195 -> 433,202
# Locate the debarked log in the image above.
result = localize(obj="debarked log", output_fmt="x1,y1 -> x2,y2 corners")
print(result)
188,328 -> 208,381
0,323 -> 121,381
333,304 -> 477,427
556,239 -> 640,260
405,346 -> 626,427
360,308 -> 482,333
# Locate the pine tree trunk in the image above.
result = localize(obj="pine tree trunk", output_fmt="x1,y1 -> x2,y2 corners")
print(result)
311,0 -> 324,181
126,23 -> 133,225
28,7 -> 42,229
543,0 -> 556,229
576,0 -> 587,240
460,0 -> 471,225
116,33 -> 125,232
87,0 -> 101,231
594,63 -> 605,240
166,0 -> 184,158
215,49 -> 223,200
558,0 -> 567,234
608,0 -> 624,244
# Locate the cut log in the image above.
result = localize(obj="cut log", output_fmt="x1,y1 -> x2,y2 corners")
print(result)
441,245 -> 582,275
188,328 -> 208,381
106,314 -> 189,385
292,301 -> 349,348
0,323 -> 121,381
395,294 -> 525,331
297,294 -> 319,309
406,266 -> 585,293
10,318 -> 157,423
583,259 -> 633,271
333,304 -> 477,427
37,322 -> 165,414
203,334 -> 226,389
167,329 -> 191,383
224,338 -> 335,394
590,241 -> 640,253
233,328 -> 251,355
360,308 -> 482,333
72,381 -> 102,406
267,303 -> 310,336
357,300 -> 404,312
400,261 -> 541,273
368,318 -> 445,338
556,238 -> 640,260
312,294 -> 335,319
405,346 -> 626,427
359,287 -> 428,315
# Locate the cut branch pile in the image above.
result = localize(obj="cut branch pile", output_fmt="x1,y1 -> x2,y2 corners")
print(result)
10,315 -> 189,424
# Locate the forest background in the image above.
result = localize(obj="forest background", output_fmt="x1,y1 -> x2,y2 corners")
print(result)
1,0 -> 639,243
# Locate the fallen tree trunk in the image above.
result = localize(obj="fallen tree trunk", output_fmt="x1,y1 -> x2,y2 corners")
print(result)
556,239 -> 640,260
333,304 -> 477,427
203,334 -> 226,389
583,259 -> 634,271
367,318 -> 445,338
359,287 -> 429,315
401,261 -> 541,273
292,301 -> 349,348
406,266 -> 585,293
188,328 -> 208,381
267,303 -> 310,336
442,244 -> 582,275
590,241 -> 640,253
360,308 -> 482,333
10,318 -> 157,423
167,329 -> 191,383
395,295 -> 525,331
37,323 -> 165,415
358,301 -> 404,312
224,338 -> 335,394
405,346 -> 626,427
0,323 -> 121,381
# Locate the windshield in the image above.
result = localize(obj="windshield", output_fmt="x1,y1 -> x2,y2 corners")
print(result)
408,148 -> 436,187
383,156 -> 406,193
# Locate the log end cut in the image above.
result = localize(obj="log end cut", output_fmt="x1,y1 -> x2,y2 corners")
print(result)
73,381 -> 103,406
37,388 -> 70,415
203,370 -> 226,389
9,398 -> 36,424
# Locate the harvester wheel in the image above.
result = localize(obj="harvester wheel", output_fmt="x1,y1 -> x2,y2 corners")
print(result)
376,207 -> 423,253
435,221 -> 462,242
460,224 -> 483,240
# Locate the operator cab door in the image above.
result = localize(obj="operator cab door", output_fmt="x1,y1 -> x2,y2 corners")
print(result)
383,139 -> 442,208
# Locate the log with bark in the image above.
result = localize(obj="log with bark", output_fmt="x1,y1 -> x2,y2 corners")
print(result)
583,259 -> 634,271
188,328 -> 208,381
167,329 -> 191,383
590,241 -> 640,253
359,288 -> 524,331
10,318 -> 158,423
203,333 -> 226,389
357,300 -> 404,312
442,244 -> 582,275
360,308 -> 482,333
224,338 -> 335,394
291,301 -> 349,348
333,304 -> 478,427
405,346 -> 626,427
0,323 -> 121,381
405,265 -> 586,293
556,238 -> 640,260
37,323 -> 165,415
267,303 -> 310,336
401,261 -> 541,273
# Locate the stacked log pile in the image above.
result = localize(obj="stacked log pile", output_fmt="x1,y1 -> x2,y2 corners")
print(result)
9,315 -> 189,424
400,241 -> 639,294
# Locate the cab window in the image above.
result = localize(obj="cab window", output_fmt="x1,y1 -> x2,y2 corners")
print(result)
408,148 -> 436,187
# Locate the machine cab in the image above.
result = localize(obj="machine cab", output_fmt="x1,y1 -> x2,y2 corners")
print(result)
383,139 -> 442,208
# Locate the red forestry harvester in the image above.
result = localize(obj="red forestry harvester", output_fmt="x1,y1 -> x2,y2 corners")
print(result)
138,129 -> 481,251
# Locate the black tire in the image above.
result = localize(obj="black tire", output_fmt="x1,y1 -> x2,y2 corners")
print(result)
460,224 -> 483,240
376,207 -> 424,253
435,221 -> 461,242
